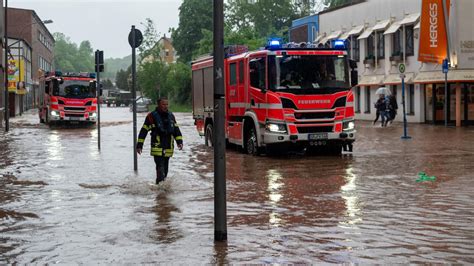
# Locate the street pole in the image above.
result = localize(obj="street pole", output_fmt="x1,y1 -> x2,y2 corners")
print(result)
401,75 -> 411,139
442,0 -> 450,127
4,0 -> 9,132
131,26 -> 138,171
96,50 -> 101,151
213,0 -> 227,242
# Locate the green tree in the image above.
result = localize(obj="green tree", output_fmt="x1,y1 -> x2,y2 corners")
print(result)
171,0 -> 213,63
323,0 -> 353,9
115,66 -> 131,91
53,32 -> 94,72
164,62 -> 192,105
102,79 -> 115,90
226,0 -> 295,38
139,18 -> 161,60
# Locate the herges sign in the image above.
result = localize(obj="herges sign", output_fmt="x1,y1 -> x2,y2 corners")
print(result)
418,0 -> 451,64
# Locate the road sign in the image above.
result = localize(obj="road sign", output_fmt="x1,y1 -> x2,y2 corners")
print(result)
128,28 -> 143,48
442,59 -> 449,74
398,63 -> 406,74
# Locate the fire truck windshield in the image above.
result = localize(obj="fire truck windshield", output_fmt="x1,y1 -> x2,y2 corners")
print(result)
268,55 -> 350,94
53,80 -> 95,99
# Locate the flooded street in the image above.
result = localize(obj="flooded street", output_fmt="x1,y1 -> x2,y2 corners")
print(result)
1,107 -> 474,264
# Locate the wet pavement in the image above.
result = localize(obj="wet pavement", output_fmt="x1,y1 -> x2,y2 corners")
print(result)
1,107 -> 473,264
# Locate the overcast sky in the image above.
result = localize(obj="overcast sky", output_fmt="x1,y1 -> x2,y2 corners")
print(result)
10,0 -> 182,59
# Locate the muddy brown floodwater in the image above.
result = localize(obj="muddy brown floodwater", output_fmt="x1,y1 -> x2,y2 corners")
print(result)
1,107 -> 473,264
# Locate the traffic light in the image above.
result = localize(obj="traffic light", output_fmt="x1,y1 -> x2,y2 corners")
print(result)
95,50 -> 104,73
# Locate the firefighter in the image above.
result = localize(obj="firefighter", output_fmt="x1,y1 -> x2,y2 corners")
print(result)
136,97 -> 183,184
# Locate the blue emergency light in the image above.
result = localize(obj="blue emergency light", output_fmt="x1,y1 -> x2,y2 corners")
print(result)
266,38 -> 282,49
332,39 -> 346,49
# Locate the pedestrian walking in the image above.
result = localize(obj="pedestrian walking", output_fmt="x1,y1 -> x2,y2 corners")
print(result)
136,97 -> 183,184
373,95 -> 384,125
387,94 -> 398,124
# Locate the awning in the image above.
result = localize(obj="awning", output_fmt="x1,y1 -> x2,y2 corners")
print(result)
384,21 -> 401,35
384,73 -> 415,85
357,75 -> 385,86
414,70 -> 474,84
340,25 -> 364,40
326,30 -> 342,41
372,19 -> 390,31
400,13 -> 420,25
414,22 -> 420,29
358,27 -> 373,39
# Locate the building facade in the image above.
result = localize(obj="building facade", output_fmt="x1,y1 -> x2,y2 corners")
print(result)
289,14 -> 319,43
158,34 -> 177,64
314,0 -> 473,126
7,7 -> 54,116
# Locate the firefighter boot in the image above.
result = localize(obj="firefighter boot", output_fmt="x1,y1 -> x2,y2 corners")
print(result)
156,168 -> 164,184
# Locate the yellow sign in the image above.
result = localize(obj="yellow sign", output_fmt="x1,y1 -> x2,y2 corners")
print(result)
7,59 -> 25,93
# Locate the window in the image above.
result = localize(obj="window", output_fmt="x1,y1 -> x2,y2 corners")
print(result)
408,84 -> 415,115
366,34 -> 375,58
249,57 -> 266,90
355,87 -> 361,113
365,87 -> 371,113
229,62 -> 237,85
393,30 -> 402,56
239,60 -> 244,84
405,25 -> 414,56
352,36 -> 360,61
376,32 -> 384,58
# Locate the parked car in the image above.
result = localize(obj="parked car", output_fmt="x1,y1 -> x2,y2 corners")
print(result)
130,97 -> 152,113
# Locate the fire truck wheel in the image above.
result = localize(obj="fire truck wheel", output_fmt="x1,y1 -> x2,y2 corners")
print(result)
205,123 -> 213,147
245,127 -> 260,155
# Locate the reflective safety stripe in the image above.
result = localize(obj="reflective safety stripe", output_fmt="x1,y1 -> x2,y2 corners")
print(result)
137,138 -> 145,143
253,103 -> 283,109
175,136 -> 183,141
346,101 -> 354,107
150,147 -> 174,157
143,124 -> 151,131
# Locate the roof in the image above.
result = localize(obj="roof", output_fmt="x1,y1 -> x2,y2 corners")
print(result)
7,7 -> 55,42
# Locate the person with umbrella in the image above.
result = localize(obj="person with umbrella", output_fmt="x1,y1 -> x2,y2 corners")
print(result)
374,87 -> 391,127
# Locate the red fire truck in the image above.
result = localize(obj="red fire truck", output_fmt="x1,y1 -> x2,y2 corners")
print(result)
39,72 -> 99,125
192,39 -> 358,155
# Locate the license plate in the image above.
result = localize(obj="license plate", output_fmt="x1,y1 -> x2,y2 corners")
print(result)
308,133 -> 328,140
69,117 -> 80,121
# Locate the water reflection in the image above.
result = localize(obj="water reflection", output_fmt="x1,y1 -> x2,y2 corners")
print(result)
150,191 -> 182,243
339,165 -> 362,227
267,169 -> 283,227
46,131 -> 63,161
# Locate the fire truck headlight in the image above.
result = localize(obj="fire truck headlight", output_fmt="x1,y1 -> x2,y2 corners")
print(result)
343,120 -> 355,131
266,122 -> 287,134
50,110 -> 59,117
90,112 -> 97,118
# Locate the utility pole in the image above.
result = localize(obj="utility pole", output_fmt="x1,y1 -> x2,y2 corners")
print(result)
213,0 -> 227,242
442,0 -> 451,127
95,50 -> 104,151
4,0 -> 9,132
128,26 -> 142,171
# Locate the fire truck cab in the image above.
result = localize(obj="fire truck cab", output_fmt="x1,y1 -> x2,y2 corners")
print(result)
39,71 -> 99,125
192,39 -> 358,155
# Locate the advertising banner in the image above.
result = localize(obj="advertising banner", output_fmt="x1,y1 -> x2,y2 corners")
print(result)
7,59 -> 25,93
418,0 -> 451,64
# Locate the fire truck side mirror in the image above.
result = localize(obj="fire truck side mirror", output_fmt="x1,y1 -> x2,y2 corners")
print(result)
350,70 -> 358,87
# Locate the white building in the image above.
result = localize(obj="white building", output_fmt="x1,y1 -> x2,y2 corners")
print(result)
316,0 -> 474,126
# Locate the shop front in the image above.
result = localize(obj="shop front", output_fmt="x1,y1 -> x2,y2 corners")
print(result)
415,70 -> 474,126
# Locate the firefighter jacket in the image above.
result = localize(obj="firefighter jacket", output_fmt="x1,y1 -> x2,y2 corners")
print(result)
136,109 -> 183,157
